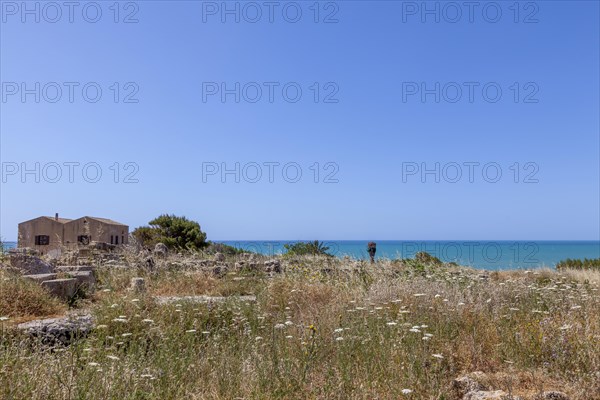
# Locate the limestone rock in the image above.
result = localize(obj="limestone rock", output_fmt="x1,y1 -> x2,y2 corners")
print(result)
23,273 -> 58,283
9,252 -> 53,274
264,259 -> 281,273
536,392 -> 570,400
130,277 -> 146,293
154,243 -> 168,258
41,278 -> 78,300
56,265 -> 94,273
464,390 -> 522,400
453,373 -> 488,397
18,314 -> 93,346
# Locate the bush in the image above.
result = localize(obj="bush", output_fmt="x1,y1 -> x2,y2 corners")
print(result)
556,258 -> 600,271
132,214 -> 207,251
283,241 -> 333,257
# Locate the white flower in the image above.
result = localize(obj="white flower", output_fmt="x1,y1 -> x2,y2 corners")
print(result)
424,333 -> 433,337
409,328 -> 421,333
140,374 -> 154,378
274,324 -> 286,330
422,336 -> 431,341
0,316 -> 9,321
571,305 -> 582,310
432,353 -> 444,359
112,318 -> 128,323
202,331 -> 210,334
285,335 -> 294,339
186,329 -> 196,333
386,322 -> 397,326
106,355 -> 120,361
96,325 -> 108,329
87,362 -> 99,366
121,333 -> 132,337
335,336 -> 344,341
142,319 -> 154,323
284,321 -> 294,326
334,328 -> 344,333
401,389 -> 413,394
414,293 -> 426,297
131,299 -> 140,303
255,336 -> 263,341
559,324 -> 572,331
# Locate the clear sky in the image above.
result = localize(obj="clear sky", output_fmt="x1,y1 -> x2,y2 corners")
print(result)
1,0 -> 599,241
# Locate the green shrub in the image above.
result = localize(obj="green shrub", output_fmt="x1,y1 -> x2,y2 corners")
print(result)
283,241 -> 333,257
132,214 -> 207,251
556,258 -> 600,271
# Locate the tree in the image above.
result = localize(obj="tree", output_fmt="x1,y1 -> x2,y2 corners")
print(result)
132,214 -> 207,251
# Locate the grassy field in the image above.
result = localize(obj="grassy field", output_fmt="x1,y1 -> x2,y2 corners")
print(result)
1,252 -> 599,399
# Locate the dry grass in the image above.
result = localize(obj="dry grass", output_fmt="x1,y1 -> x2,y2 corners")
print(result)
0,253 -> 599,399
0,269 -> 67,322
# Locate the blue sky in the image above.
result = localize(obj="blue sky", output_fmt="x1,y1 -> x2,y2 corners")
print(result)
1,1 -> 599,241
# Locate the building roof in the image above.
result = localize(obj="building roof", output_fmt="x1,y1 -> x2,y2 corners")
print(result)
85,216 -> 128,226
19,216 -> 127,226
18,216 -> 73,225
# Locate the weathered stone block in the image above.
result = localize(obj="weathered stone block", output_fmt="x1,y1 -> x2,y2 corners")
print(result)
22,273 -> 58,283
56,265 -> 94,272
41,278 -> 77,300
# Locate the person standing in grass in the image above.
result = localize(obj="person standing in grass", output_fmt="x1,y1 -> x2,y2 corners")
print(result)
368,242 -> 377,263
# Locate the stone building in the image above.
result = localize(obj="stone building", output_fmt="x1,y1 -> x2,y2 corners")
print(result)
18,214 -> 129,254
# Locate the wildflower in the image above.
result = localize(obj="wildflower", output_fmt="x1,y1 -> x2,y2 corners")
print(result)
434,294 -> 441,298
88,362 -> 99,366
274,324 -> 286,330
202,331 -> 210,334
409,328 -> 421,333
106,355 -> 120,361
414,293 -> 426,297
255,336 -> 263,341
335,336 -> 344,341
112,318 -> 128,323
186,329 -> 196,333
420,325 -> 428,328
571,305 -> 582,310
424,333 -> 433,337
559,324 -> 572,331
141,374 -> 154,378
457,302 -> 465,306
509,308 -> 519,311
102,289 -> 111,292
110,304 -> 118,308
131,299 -> 140,303
432,354 -> 444,359
386,322 -> 397,326
96,325 -> 108,329
401,389 -> 413,394
142,319 -> 154,323
284,321 -> 294,326
0,316 -> 9,321
334,328 -> 344,333
285,335 -> 294,339
308,324 -> 317,333
122,333 -> 132,337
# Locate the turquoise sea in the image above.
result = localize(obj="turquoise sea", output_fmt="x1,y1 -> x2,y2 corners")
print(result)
218,240 -> 600,270
3,240 -> 599,270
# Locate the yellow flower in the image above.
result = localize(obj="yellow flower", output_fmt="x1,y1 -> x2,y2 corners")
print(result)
308,324 -> 316,333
